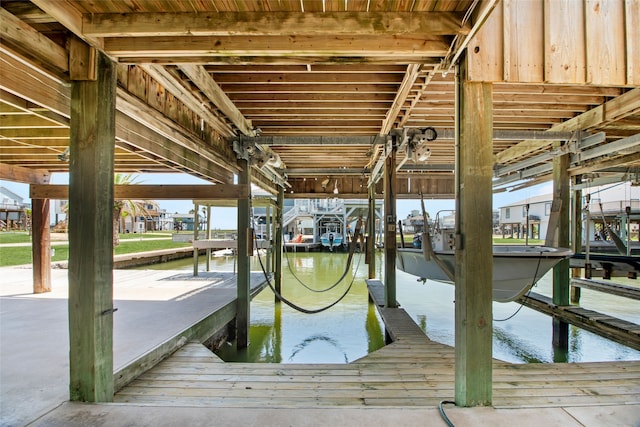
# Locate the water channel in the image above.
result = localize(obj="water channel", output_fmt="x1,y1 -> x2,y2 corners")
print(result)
137,251 -> 640,364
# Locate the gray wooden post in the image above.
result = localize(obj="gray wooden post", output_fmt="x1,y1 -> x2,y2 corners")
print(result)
368,185 -> 376,280
68,50 -> 116,402
454,56 -> 493,407
383,141 -> 397,308
236,158 -> 251,349
193,202 -> 199,276
206,205 -> 211,271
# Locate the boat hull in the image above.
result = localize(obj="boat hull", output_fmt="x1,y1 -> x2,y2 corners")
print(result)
397,246 -> 573,302
320,232 -> 343,250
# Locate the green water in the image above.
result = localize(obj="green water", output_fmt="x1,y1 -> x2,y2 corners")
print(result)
138,251 -> 640,364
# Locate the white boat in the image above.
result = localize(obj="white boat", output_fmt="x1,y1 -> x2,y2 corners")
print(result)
397,246 -> 573,302
397,210 -> 572,302
320,222 -> 343,251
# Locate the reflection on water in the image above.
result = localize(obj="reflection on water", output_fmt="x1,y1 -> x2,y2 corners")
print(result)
137,251 -> 640,364
216,251 -> 386,363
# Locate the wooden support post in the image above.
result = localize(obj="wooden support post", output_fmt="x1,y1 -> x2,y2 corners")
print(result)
193,202 -> 199,276
31,196 -> 51,293
206,205 -> 211,272
368,185 -> 376,280
552,142 -> 571,350
68,50 -> 116,402
383,142 -> 397,308
455,57 -> 493,407
274,186 -> 284,300
236,158 -> 251,349
265,203 -> 271,273
571,175 -> 583,303
552,144 -> 571,305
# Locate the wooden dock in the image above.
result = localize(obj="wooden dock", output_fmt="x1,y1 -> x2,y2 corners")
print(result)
284,242 -> 323,252
571,277 -> 640,301
114,280 -> 640,409
519,292 -> 640,351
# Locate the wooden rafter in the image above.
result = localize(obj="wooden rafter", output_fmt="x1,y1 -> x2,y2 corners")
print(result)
496,88 -> 640,164
82,11 -> 470,38
30,184 -> 249,200
104,35 -> 451,61
178,64 -> 254,136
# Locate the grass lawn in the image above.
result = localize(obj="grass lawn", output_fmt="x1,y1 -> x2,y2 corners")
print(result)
0,239 -> 192,267
0,232 -> 31,244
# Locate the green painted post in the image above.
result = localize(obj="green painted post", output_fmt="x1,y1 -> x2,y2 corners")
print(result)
274,185 -> 284,300
68,50 -> 116,402
455,57 -> 493,407
236,158 -> 251,349
553,144 -> 571,349
368,185 -> 376,280
571,175 -> 583,304
553,148 -> 571,307
383,142 -> 397,308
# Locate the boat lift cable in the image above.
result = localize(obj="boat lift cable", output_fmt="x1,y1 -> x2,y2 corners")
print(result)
493,253 -> 542,322
284,217 -> 366,293
255,230 -> 364,314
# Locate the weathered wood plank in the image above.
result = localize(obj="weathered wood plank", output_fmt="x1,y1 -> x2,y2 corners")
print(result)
626,0 -> 640,85
178,64 -> 253,136
503,0 -> 544,82
0,163 -> 51,185
0,7 -> 68,75
520,292 -> 640,351
104,35 -> 451,58
30,184 -> 249,200
544,0 -> 586,83
585,0 -> 627,85
84,11 -> 469,37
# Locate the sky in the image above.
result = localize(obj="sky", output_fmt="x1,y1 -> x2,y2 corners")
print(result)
1,172 -> 555,229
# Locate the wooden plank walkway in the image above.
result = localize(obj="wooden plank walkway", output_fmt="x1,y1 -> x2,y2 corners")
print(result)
114,280 -> 640,409
520,292 -> 640,351
571,277 -> 640,301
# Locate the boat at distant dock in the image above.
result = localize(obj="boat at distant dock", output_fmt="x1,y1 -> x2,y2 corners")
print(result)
320,222 -> 344,251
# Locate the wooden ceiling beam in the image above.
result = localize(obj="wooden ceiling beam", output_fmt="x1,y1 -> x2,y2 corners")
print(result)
30,184 -> 249,200
210,73 -> 403,84
114,108 -> 236,184
83,11 -> 469,38
381,64 -> 422,135
496,87 -> 640,164
138,64 -> 233,136
104,35 -> 451,58
31,0 -> 103,49
0,8 -> 68,76
116,55 -> 442,65
0,49 -> 70,118
0,163 -> 51,184
178,64 -> 254,136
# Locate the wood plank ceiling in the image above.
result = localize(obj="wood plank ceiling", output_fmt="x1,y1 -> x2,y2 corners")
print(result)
1,0 -> 638,196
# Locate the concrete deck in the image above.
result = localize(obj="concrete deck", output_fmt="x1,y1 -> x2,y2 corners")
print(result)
0,267 -> 266,426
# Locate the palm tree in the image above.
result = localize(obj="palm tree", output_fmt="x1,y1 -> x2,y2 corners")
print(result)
113,173 -> 152,246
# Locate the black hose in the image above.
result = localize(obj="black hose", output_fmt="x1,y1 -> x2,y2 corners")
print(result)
438,400 -> 456,427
